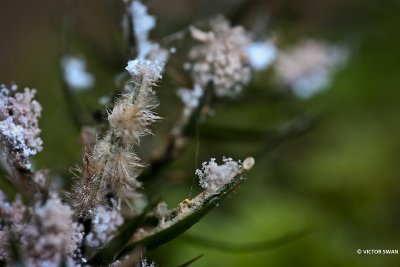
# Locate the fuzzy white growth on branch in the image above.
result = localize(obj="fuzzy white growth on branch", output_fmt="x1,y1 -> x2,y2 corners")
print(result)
195,157 -> 242,192
275,39 -> 348,99
0,230 -> 7,262
0,191 -> 25,226
61,56 -> 95,90
130,0 -> 169,63
187,16 -> 251,98
111,256 -> 156,267
0,84 -> 42,170
130,0 -> 156,59
125,59 -> 164,82
85,204 -> 124,248
176,84 -> 203,116
21,194 -> 83,267
138,258 -> 156,267
246,41 -> 277,71
0,191 -> 26,262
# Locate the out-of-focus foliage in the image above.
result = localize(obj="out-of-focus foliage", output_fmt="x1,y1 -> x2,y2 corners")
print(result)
1,0 -> 400,266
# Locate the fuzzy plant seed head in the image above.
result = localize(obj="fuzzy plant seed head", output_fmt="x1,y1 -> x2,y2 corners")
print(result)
70,155 -> 105,216
108,85 -> 160,144
72,56 -> 163,215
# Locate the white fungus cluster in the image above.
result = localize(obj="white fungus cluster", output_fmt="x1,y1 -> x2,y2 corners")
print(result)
111,256 -> 156,267
0,191 -> 25,225
85,204 -> 124,248
176,84 -> 203,116
21,195 -> 84,267
0,191 -> 27,262
0,230 -> 8,262
187,16 -> 251,98
61,55 -> 95,91
246,40 -> 277,71
125,59 -> 164,82
1,193 -> 86,266
137,258 -> 156,267
275,39 -> 348,99
195,157 -> 241,192
129,0 -> 169,63
0,84 -> 42,169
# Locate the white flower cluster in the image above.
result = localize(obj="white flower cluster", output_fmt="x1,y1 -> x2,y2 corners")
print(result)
195,157 -> 241,192
85,204 -> 124,248
187,16 -> 251,98
0,84 -> 42,169
275,39 -> 348,99
61,55 -> 95,90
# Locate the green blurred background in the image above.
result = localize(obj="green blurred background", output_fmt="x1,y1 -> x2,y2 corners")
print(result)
1,0 -> 400,266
